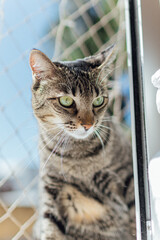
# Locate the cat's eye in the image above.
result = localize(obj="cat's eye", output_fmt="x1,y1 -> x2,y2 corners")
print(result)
59,96 -> 74,107
93,96 -> 104,107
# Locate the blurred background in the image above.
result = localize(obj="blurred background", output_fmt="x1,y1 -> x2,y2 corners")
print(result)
0,0 -> 130,239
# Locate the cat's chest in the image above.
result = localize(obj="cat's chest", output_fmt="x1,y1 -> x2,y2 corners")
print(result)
42,149 -> 110,181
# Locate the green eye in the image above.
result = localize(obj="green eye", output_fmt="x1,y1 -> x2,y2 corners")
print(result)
59,96 -> 74,107
93,96 -> 104,107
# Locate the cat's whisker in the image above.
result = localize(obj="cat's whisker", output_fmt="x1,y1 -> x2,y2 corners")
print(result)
40,129 -> 64,151
24,129 -> 64,173
32,129 -> 64,166
53,122 -> 74,127
97,127 -> 111,134
96,126 -> 110,139
101,118 -> 113,122
38,120 -> 67,130
100,64 -> 122,84
98,124 -> 113,132
95,59 -> 116,84
96,65 -> 112,84
8,130 -> 64,182
52,122 -> 68,125
38,127 -> 60,138
97,126 -> 112,144
102,116 -> 114,120
39,129 -> 61,147
40,125 -> 61,133
98,127 -> 112,144
97,127 -> 109,137
101,119 -> 113,123
101,118 -> 120,126
94,129 -> 105,157
60,135 -> 70,180
96,65 -> 105,84
105,82 -> 116,88
100,72 -> 112,84
41,131 -> 65,172
99,130 -> 111,144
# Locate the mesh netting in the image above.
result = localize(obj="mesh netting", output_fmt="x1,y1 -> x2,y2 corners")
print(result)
0,0 -> 129,239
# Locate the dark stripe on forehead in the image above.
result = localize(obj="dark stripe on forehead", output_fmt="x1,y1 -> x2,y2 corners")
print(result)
78,82 -> 83,94
71,86 -> 76,96
94,86 -> 99,96
90,84 -> 93,94
77,78 -> 92,95
58,83 -> 71,94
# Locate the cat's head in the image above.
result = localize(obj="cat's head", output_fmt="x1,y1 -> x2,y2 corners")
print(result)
29,46 -> 116,139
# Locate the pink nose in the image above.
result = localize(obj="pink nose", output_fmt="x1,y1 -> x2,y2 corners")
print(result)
82,124 -> 93,130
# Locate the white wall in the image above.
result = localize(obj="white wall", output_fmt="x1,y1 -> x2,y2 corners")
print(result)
141,0 -> 160,239
141,0 -> 160,159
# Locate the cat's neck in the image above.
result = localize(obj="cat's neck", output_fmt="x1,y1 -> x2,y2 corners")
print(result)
38,119 -> 116,179
39,119 -> 113,160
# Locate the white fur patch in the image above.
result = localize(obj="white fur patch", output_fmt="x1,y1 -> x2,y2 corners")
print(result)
68,126 -> 94,139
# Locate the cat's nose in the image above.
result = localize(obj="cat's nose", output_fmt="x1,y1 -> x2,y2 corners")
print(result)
82,124 -> 93,131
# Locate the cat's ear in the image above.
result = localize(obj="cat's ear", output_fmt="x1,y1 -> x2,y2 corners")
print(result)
85,45 -> 117,82
97,44 -> 116,69
29,49 -> 56,81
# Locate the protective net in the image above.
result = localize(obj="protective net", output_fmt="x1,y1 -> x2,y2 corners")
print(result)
0,0 -> 129,239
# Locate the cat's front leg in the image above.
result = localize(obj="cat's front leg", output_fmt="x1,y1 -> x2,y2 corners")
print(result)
41,212 -> 65,240
56,183 -> 132,240
92,168 -> 124,197
92,167 -> 136,237
34,210 -> 65,240
92,166 -> 134,211
37,177 -> 66,240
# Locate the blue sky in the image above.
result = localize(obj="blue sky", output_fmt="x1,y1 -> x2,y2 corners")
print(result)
0,0 -> 59,176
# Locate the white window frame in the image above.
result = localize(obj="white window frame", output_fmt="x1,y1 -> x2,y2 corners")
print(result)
125,0 -> 160,240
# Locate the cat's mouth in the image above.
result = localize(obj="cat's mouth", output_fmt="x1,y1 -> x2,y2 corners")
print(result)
67,126 -> 94,139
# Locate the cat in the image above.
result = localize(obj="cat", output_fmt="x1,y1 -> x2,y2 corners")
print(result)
29,45 -> 135,240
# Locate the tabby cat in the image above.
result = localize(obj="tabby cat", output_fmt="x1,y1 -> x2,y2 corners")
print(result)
29,45 -> 135,240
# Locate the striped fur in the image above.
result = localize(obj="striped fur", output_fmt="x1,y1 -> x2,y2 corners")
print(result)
30,47 -> 136,240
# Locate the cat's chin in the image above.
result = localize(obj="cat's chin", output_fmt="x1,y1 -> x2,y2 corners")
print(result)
67,127 -> 94,140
